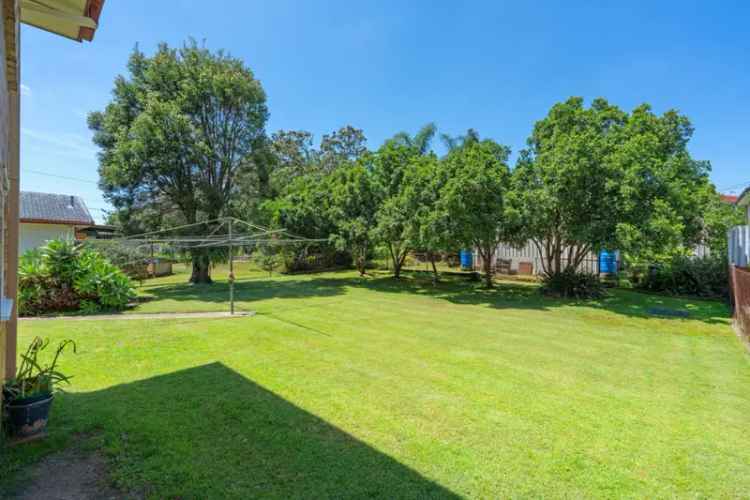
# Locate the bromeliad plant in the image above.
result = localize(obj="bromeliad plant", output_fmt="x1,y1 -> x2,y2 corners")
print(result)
3,337 -> 76,402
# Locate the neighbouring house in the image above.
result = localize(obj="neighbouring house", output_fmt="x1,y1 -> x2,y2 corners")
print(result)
472,241 -> 605,277
0,0 -> 107,432
729,188 -> 750,267
19,191 -> 95,254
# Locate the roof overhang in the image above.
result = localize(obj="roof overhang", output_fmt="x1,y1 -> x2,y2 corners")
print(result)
737,187 -> 750,208
20,0 -> 105,42
21,218 -> 93,226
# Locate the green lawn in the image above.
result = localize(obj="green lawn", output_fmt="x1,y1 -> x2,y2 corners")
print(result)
2,264 -> 749,498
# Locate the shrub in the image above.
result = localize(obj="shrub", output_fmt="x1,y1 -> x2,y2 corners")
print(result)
19,239 -> 136,316
540,269 -> 607,299
279,246 -> 351,273
635,255 -> 729,299
253,248 -> 283,277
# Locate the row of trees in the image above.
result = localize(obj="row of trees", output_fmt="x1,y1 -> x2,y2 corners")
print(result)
90,42 -> 740,287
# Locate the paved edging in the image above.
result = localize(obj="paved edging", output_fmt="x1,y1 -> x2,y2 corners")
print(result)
20,311 -> 256,321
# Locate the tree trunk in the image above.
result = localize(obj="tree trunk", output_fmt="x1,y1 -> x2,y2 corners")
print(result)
190,251 -> 213,284
356,244 -> 367,276
429,253 -> 439,281
483,255 -> 494,288
481,246 -> 494,288
389,243 -> 403,279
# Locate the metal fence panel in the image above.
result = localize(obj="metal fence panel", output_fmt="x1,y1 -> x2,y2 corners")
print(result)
728,226 -> 750,267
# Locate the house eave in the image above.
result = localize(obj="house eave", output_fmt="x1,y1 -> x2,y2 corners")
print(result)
20,218 -> 93,226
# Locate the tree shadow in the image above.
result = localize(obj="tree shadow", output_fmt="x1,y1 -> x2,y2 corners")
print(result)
353,273 -> 731,326
42,363 -> 458,499
137,277 -> 349,305
137,270 -> 730,327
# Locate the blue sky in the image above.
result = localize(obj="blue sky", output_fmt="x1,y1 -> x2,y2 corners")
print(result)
21,1 -> 749,222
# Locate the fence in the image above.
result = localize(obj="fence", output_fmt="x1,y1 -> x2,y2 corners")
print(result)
729,265 -> 750,347
728,226 -> 750,267
476,241 -> 601,276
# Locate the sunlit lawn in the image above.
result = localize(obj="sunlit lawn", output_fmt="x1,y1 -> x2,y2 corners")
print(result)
2,263 -> 749,498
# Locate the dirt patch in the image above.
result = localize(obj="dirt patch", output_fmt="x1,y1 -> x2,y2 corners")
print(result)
7,447 -> 137,500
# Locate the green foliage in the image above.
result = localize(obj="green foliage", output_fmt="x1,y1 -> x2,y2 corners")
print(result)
19,240 -> 135,316
633,255 -> 730,299
253,248 -> 283,277
700,188 -> 745,256
512,97 -> 712,276
540,269 -> 607,299
328,162 -> 379,275
391,122 -> 437,155
89,40 -> 268,283
3,337 -> 76,402
439,139 -> 513,287
369,141 -> 423,277
400,154 -> 450,279
82,241 -> 153,279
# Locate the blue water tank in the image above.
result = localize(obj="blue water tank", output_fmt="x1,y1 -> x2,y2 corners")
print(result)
599,250 -> 618,274
460,249 -> 473,270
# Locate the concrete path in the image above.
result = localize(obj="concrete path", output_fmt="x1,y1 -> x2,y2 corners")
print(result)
20,311 -> 255,321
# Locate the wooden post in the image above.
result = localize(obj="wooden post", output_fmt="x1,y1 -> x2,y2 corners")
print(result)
150,242 -> 155,279
4,9 -> 20,378
228,218 -> 234,315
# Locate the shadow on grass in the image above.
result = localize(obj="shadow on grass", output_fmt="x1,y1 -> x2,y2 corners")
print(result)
137,277 -> 349,305
137,270 -> 729,326
5,363 -> 458,499
354,273 -> 730,326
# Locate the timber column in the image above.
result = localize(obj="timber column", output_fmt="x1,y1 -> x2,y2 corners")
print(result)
3,0 -> 18,379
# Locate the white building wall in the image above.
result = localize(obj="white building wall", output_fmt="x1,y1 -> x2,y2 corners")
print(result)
19,223 -> 75,255
474,241 -> 601,275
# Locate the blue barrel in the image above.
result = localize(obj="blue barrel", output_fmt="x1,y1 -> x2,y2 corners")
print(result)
599,250 -> 617,274
460,249 -> 473,270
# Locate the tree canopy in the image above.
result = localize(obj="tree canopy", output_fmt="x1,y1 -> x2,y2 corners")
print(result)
90,41 -> 268,283
511,97 -> 713,276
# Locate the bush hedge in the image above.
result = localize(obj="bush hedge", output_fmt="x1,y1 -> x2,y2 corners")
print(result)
632,255 -> 729,299
540,269 -> 607,299
19,239 -> 136,316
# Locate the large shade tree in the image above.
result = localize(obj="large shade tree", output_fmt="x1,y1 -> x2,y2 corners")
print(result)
400,153 -> 449,280
328,162 -> 379,275
440,139 -> 514,288
371,123 -> 438,278
89,41 -> 268,283
512,97 -> 712,276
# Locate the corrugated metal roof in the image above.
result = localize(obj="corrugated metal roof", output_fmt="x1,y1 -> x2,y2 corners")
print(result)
20,191 -> 94,225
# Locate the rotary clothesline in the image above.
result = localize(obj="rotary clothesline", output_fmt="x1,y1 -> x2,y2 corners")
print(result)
87,217 -> 328,315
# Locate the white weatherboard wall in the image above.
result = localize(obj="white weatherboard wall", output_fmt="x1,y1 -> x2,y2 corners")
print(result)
19,223 -> 75,254
729,226 -> 750,267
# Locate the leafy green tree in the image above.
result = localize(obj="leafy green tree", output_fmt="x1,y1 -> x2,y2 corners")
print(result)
329,162 -> 379,275
319,125 -> 368,173
369,141 -> 422,278
440,128 -> 481,152
262,174 -> 341,270
391,123 -> 437,155
700,187 -> 745,256
512,97 -> 711,276
89,41 -> 268,283
440,140 -> 514,288
400,153 -> 449,280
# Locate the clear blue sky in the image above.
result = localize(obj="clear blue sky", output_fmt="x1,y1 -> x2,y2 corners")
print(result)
20,0 -> 749,222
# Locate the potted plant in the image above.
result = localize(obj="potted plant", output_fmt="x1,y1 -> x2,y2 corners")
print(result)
2,337 -> 75,438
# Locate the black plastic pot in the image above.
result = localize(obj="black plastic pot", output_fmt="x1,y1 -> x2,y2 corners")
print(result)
6,392 -> 54,437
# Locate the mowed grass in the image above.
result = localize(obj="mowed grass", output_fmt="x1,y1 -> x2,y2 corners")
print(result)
2,264 -> 749,498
